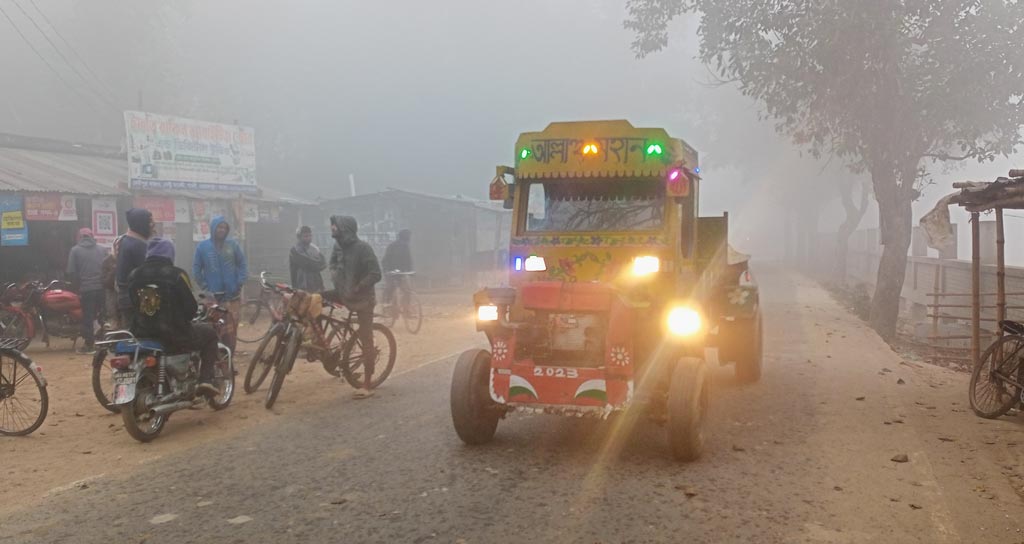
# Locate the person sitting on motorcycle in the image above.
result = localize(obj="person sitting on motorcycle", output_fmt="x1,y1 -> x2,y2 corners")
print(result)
128,238 -> 220,397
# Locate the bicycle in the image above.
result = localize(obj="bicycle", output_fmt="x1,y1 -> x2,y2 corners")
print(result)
0,337 -> 48,436
970,320 -> 1024,419
381,271 -> 422,334
244,276 -> 397,409
238,274 -> 285,343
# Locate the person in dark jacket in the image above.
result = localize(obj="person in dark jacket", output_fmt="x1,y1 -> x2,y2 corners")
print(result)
289,226 -> 326,292
328,215 -> 382,399
117,208 -> 154,329
66,228 -> 109,353
101,235 -> 123,330
380,229 -> 413,317
128,238 -> 220,397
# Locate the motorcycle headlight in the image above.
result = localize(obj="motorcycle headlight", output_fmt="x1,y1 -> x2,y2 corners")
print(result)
667,306 -> 703,337
477,304 -> 499,322
632,255 -> 661,276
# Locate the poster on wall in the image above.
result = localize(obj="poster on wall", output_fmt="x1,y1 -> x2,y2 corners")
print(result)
124,111 -> 257,192
133,196 -> 178,223
91,198 -> 118,247
60,195 -> 78,221
190,201 -> 229,241
173,199 -> 189,223
0,195 -> 27,246
243,202 -> 259,223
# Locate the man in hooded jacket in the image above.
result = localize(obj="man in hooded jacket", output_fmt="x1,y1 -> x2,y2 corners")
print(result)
193,216 -> 247,347
66,227 -> 108,353
290,225 -> 326,292
129,238 -> 220,397
116,208 -> 154,329
328,215 -> 382,398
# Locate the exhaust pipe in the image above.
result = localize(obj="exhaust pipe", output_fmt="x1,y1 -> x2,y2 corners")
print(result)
149,400 -> 197,418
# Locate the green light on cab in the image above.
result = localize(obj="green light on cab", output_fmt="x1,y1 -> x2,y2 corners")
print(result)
520,148 -> 531,160
646,144 -> 663,156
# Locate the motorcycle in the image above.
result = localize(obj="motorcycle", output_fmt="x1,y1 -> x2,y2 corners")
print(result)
97,301 -> 235,442
0,280 -> 104,349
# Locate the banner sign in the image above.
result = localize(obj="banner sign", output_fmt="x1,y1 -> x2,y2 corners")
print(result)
24,194 -> 78,221
133,196 -> 177,223
258,205 -> 280,223
0,196 -> 27,246
91,198 -> 118,247
124,110 -> 257,192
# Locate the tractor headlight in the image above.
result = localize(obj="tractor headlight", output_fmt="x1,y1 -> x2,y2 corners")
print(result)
667,306 -> 703,337
477,304 -> 499,322
524,256 -> 547,272
632,255 -> 661,276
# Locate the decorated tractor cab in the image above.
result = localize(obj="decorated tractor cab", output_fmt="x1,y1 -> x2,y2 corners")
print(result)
450,120 -> 762,461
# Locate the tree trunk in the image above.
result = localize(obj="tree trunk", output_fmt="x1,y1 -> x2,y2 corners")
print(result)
834,180 -> 870,284
869,176 -> 914,340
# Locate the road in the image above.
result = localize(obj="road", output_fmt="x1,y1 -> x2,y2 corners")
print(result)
2,270 -> 1024,543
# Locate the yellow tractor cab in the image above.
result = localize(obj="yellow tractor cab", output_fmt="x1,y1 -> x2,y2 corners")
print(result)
450,120 -> 762,461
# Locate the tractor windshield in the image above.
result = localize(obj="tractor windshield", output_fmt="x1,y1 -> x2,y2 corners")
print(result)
522,178 -> 665,233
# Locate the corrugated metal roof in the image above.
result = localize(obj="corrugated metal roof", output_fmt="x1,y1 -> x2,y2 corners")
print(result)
0,147 -> 126,195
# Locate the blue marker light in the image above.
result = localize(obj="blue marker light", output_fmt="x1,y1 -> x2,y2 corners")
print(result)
514,256 -> 523,271
693,167 -> 701,174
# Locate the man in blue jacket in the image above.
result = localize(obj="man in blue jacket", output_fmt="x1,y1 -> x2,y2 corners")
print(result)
193,216 -> 247,345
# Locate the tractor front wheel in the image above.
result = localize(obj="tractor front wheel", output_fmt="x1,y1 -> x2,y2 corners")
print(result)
450,349 -> 500,445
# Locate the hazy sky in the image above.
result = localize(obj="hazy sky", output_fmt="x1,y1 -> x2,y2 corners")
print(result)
0,0 -> 1018,259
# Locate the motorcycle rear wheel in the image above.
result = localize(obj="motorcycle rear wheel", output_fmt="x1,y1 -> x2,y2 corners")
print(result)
121,373 -> 167,443
91,349 -> 120,414
208,344 -> 236,410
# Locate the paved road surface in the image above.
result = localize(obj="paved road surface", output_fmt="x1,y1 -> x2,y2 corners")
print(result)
3,270 -> 1024,543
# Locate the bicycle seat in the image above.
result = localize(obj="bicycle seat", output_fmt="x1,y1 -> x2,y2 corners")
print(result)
114,339 -> 165,354
1000,320 -> 1024,335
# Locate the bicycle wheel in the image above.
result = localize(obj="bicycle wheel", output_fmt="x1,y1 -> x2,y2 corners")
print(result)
91,349 -> 120,414
0,311 -> 31,347
237,301 -> 270,343
402,291 -> 423,334
265,326 -> 302,409
340,323 -> 397,389
319,316 -> 347,377
0,349 -> 48,436
970,335 -> 1024,419
242,299 -> 264,325
244,323 -> 284,393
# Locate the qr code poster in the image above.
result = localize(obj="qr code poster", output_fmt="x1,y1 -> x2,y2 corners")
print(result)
91,198 -> 119,247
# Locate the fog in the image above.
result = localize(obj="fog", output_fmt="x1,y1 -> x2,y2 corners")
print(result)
0,1 -> 1017,261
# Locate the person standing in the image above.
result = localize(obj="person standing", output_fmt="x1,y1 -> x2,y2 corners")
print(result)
381,229 -> 413,316
193,216 -> 247,349
290,226 -> 326,292
66,228 -> 108,354
101,235 -> 122,330
329,215 -> 381,399
116,208 -> 154,330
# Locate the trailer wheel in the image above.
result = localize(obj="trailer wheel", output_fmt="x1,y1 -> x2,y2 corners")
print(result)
450,349 -> 500,445
734,315 -> 763,383
667,357 -> 709,462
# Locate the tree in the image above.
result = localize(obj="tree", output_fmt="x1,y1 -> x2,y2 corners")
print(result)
835,177 -> 871,284
626,0 -> 1024,339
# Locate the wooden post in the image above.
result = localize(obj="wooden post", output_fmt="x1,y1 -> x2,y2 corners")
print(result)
996,208 -> 1006,329
972,212 -> 981,369
931,263 -> 941,365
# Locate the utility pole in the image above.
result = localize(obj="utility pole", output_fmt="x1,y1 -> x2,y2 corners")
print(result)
349,174 -> 357,197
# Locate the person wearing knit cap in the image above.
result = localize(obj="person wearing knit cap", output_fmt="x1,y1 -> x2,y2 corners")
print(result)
66,227 -> 108,354
116,208 -> 155,329
127,238 -> 221,397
